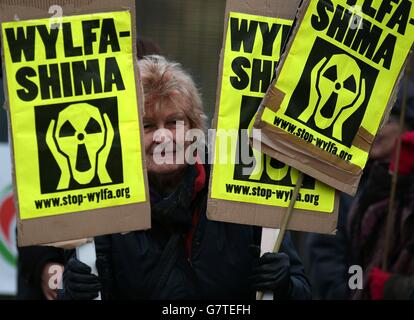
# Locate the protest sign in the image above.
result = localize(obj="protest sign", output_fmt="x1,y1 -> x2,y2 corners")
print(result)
208,0 -> 339,234
1,0 -> 150,246
254,0 -> 414,195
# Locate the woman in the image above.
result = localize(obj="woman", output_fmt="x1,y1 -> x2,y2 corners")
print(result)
61,55 -> 311,299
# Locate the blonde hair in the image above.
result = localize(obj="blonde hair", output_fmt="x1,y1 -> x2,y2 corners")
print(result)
138,55 -> 208,132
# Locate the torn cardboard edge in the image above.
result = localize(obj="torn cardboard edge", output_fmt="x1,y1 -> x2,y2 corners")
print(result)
207,0 -> 339,235
18,202 -> 151,246
207,194 -> 339,235
253,129 -> 359,194
0,0 -> 151,247
254,0 -> 412,196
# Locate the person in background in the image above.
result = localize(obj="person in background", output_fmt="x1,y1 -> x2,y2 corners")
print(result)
16,37 -> 160,300
304,79 -> 414,300
369,130 -> 414,301
59,55 -> 311,300
353,129 -> 414,299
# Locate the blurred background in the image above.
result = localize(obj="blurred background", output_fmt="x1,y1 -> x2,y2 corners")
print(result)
136,0 -> 226,121
0,0 -> 226,298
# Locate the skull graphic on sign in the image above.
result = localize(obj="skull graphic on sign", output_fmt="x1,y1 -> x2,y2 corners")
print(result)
298,54 -> 366,142
45,103 -> 114,190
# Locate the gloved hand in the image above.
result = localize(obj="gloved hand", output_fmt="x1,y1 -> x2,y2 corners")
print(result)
369,267 -> 392,300
249,245 -> 292,299
61,256 -> 102,300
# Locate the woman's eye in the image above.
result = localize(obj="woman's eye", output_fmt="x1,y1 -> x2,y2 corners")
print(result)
144,123 -> 154,130
170,119 -> 185,126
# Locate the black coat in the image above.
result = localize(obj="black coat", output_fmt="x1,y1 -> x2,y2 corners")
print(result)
94,216 -> 311,300
17,245 -> 64,299
92,164 -> 311,300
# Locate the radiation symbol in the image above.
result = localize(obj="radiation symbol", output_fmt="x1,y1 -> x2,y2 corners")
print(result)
45,103 -> 114,190
298,54 -> 366,141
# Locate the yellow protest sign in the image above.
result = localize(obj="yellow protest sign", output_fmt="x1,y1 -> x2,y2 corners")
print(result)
210,11 -> 336,214
256,0 -> 414,195
2,11 -> 147,219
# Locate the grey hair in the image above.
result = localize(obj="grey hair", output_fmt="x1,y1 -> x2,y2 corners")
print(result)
138,55 -> 208,132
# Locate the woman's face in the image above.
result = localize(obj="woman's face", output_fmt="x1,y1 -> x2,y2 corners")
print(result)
143,100 -> 191,177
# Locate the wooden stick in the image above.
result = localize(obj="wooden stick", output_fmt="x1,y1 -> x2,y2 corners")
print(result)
382,58 -> 412,271
256,171 -> 304,300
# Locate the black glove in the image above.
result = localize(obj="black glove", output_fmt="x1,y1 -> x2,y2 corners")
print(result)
61,256 -> 102,300
249,246 -> 292,299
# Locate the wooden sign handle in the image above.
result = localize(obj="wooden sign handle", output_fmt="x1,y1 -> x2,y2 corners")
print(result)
256,172 -> 304,300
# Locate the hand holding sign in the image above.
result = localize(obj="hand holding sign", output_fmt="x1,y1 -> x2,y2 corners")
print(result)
251,252 -> 292,299
62,254 -> 101,300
